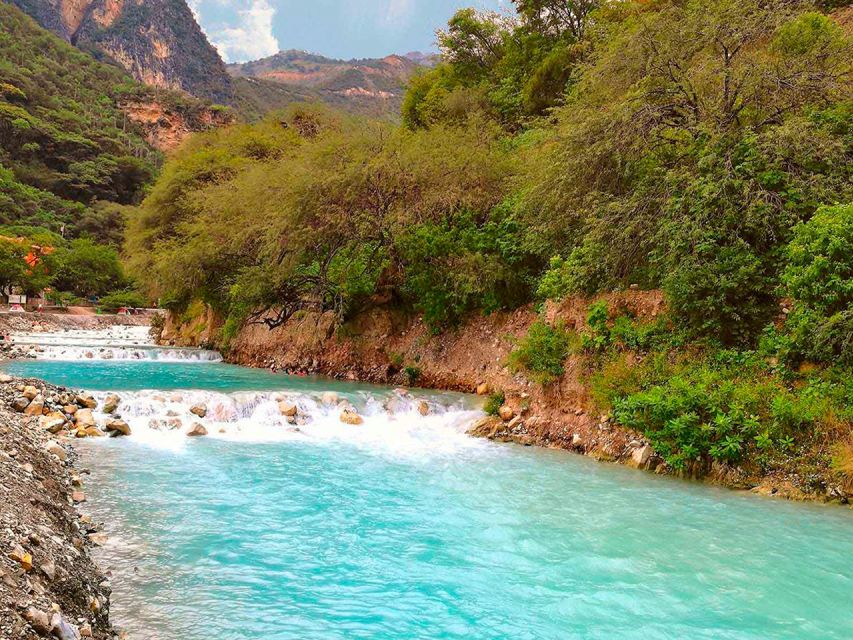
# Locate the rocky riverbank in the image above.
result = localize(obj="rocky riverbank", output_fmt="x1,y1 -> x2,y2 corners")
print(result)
0,375 -> 120,639
161,292 -> 852,505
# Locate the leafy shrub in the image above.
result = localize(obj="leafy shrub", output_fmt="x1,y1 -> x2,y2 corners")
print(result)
782,203 -> 853,365
536,244 -> 609,300
614,372 -> 765,470
98,290 -> 147,312
610,315 -> 674,351
484,390 -> 506,416
664,240 -> 778,346
582,301 -> 611,352
508,319 -> 577,384
404,366 -> 422,386
397,210 -> 536,330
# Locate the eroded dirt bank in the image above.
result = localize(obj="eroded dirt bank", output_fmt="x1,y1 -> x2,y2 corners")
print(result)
161,291 -> 851,504
0,376 -> 115,639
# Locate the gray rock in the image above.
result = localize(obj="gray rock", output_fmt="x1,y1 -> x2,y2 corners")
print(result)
44,440 -> 67,461
40,560 -> 56,581
631,445 -> 653,468
50,613 -> 81,640
24,607 -> 52,635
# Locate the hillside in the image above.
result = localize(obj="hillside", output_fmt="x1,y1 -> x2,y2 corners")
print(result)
131,0 -> 852,495
0,2 -> 234,310
0,1 -> 158,234
7,0 -> 233,103
229,50 -> 426,117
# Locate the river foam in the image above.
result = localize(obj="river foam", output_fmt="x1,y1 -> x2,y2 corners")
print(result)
89,388 -> 487,457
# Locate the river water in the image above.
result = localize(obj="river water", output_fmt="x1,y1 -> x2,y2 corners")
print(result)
2,329 -> 852,639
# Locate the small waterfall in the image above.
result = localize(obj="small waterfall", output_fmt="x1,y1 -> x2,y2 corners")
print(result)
88,388 -> 486,456
8,325 -> 223,362
28,345 -> 223,362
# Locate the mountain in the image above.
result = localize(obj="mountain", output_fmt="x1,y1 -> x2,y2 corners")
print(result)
0,1 -> 233,244
7,0 -> 233,103
228,50 -> 427,117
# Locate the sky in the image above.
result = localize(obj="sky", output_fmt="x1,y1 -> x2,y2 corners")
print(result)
187,0 -> 507,63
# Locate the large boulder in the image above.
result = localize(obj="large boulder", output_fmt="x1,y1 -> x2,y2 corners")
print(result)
24,395 -> 44,416
498,405 -> 515,422
75,408 -> 96,428
11,396 -> 30,412
22,385 -> 39,400
629,445 -> 653,469
190,404 -> 207,418
24,608 -> 51,635
39,412 -> 67,434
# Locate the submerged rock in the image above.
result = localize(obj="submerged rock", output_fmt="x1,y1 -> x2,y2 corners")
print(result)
418,401 -> 430,416
322,391 -> 339,405
190,404 -> 208,418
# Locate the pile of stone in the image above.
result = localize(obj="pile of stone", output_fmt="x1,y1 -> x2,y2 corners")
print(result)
0,375 -> 116,638
0,376 -> 130,440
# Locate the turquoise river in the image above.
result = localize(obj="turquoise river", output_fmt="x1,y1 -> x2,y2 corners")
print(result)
3,351 -> 852,640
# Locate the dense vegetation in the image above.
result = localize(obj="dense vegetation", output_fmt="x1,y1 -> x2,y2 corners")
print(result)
0,4 -> 163,304
128,0 -> 852,484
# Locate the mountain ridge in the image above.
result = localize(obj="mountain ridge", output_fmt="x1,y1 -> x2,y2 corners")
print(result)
7,0 -> 233,103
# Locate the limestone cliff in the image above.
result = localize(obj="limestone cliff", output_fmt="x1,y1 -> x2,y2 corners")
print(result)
8,0 -> 233,103
119,96 -> 235,152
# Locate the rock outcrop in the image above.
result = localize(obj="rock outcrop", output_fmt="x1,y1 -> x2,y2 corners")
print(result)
11,0 -> 233,103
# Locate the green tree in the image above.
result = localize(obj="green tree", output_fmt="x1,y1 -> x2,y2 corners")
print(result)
783,203 -> 853,364
51,238 -> 125,297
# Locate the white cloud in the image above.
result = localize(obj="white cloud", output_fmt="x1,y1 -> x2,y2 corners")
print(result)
194,0 -> 280,63
383,0 -> 414,25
